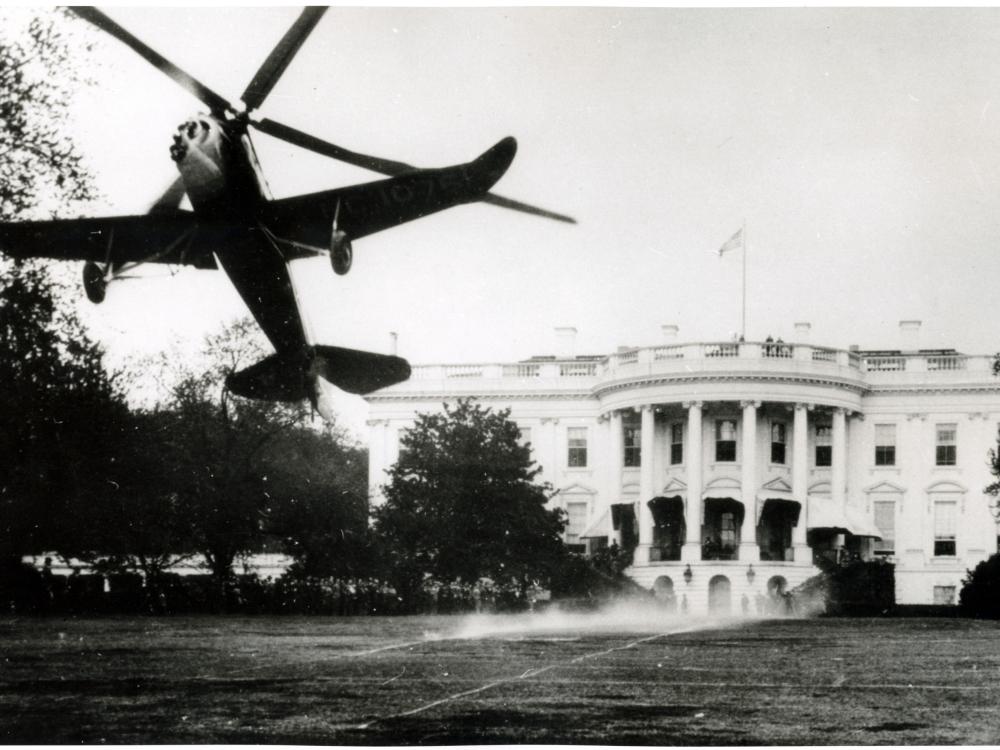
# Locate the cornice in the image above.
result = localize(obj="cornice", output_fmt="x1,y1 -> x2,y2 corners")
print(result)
365,375 -> 1000,403
591,371 -> 868,398
864,384 -> 1000,396
365,390 -> 595,403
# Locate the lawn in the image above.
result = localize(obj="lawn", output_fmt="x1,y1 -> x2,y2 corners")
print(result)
2,607 -> 999,745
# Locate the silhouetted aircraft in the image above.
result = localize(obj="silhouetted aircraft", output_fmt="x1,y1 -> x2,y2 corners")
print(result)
0,7 -> 573,416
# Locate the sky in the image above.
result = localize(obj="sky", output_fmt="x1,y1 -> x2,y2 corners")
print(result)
18,6 -> 1000,435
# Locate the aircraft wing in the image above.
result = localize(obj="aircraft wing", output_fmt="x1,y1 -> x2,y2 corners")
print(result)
265,137 -> 517,253
0,212 -> 220,269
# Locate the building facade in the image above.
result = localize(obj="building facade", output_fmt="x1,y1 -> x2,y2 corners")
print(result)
364,322 -> 1000,613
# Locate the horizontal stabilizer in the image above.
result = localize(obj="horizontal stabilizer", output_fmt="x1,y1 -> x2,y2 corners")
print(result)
226,350 -> 311,402
226,345 -> 410,403
312,345 -> 411,395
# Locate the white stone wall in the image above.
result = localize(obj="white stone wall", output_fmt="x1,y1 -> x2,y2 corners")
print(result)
365,343 -> 1000,609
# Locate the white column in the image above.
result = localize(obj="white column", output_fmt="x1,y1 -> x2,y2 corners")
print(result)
792,404 -> 811,560
608,411 -> 623,545
682,400 -> 703,561
740,400 -> 760,562
832,407 -> 847,513
540,417 -> 558,481
366,419 -> 388,506
635,405 -> 656,563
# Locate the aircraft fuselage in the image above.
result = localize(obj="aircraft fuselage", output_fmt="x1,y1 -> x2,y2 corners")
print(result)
170,115 -> 310,357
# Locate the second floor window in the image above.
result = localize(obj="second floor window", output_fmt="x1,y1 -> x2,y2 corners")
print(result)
716,419 -> 736,462
771,422 -> 786,464
874,424 -> 896,466
624,423 -> 641,467
567,427 -> 588,467
936,424 -> 957,466
815,425 -> 832,467
670,423 -> 683,465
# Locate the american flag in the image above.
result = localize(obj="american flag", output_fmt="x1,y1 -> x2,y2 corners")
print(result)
718,227 -> 744,256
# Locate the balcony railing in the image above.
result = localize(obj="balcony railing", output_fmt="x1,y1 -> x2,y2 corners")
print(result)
397,344 -> 994,389
649,544 -> 682,562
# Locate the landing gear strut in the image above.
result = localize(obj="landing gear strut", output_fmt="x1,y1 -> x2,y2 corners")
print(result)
82,261 -> 107,304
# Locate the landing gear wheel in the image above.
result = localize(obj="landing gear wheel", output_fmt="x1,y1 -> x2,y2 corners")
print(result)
331,232 -> 352,275
82,261 -> 107,304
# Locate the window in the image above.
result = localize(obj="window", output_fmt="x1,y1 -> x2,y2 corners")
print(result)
565,501 -> 589,551
874,424 -> 896,466
567,427 -> 587,468
670,423 -> 683,465
933,586 -> 956,606
815,425 -> 832,467
623,420 -> 641,467
873,501 -> 895,555
936,424 -> 957,466
715,419 -> 736,462
719,512 -> 737,551
771,422 -> 786,464
933,501 -> 957,557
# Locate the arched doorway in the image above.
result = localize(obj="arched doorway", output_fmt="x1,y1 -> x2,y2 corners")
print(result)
766,575 -> 789,615
708,575 -> 732,615
652,575 -> 676,611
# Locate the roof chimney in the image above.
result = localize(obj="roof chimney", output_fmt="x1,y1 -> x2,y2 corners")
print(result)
662,324 -> 679,343
899,320 -> 921,352
554,326 -> 577,359
793,322 -> 811,343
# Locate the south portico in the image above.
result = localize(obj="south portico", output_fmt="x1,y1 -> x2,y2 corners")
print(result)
596,393 -> 864,604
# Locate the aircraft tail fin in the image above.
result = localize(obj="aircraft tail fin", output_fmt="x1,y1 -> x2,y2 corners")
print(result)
226,345 -> 410,402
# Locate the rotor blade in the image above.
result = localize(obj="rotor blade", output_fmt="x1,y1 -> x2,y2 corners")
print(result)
252,117 -> 578,224
252,117 -> 415,174
480,193 -> 576,224
70,6 -> 234,115
241,7 -> 328,112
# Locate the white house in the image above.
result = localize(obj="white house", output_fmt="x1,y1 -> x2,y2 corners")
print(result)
364,321 -> 1000,614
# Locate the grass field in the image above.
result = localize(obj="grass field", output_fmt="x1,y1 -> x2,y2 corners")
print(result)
2,608 -> 999,745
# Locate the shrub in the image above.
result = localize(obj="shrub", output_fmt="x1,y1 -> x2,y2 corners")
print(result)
960,553 -> 1000,619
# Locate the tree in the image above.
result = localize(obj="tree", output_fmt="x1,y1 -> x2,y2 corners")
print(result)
0,9 -> 94,220
373,399 -> 566,609
149,320 -> 303,594
0,9 -> 117,569
146,318 -> 367,606
77,411 -> 197,591
0,268 -> 132,569
265,426 -> 370,581
959,553 -> 1000,619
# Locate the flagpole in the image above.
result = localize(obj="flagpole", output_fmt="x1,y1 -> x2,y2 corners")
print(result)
741,219 -> 747,340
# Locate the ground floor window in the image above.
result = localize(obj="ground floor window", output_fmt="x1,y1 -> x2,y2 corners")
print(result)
873,500 -> 895,556
757,499 -> 798,561
933,585 -> 956,605
703,498 -> 742,560
564,501 -> 589,552
649,497 -> 685,561
933,501 -> 957,557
